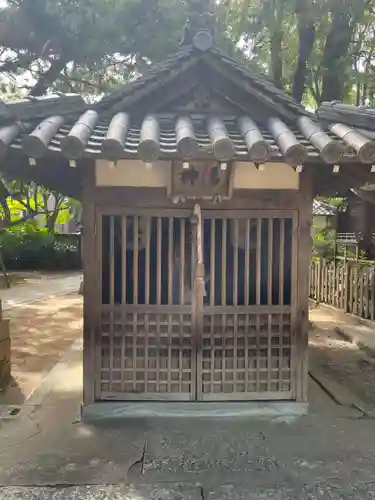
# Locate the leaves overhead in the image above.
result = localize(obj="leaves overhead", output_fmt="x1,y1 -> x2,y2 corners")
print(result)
1,0 -> 375,107
220,0 -> 375,106
0,0 -> 188,96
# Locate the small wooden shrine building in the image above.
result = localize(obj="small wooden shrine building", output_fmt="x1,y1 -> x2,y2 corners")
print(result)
1,10 -> 375,414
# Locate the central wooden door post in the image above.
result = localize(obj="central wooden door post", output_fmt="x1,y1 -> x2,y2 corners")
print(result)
191,204 -> 205,400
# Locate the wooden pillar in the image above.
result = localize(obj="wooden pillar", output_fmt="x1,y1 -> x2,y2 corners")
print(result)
81,160 -> 97,406
295,167 -> 313,402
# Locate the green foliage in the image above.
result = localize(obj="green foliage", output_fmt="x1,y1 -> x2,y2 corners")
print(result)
0,175 -> 75,232
0,0 -> 189,96
0,224 -> 81,270
220,0 -> 375,105
312,228 -> 335,259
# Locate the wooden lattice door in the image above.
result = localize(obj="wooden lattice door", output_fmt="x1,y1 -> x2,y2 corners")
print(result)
196,210 -> 297,401
96,207 -> 297,402
97,208 -> 197,401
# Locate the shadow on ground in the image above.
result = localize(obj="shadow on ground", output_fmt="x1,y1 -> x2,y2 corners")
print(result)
0,295 -> 82,405
309,309 -> 375,408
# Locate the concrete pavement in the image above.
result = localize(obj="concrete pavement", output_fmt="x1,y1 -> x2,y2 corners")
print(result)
310,303 -> 375,358
0,338 -> 374,498
1,273 -> 82,311
0,291 -> 375,498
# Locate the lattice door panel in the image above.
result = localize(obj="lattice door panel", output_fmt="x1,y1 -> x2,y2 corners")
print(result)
197,210 -> 296,401
99,309 -> 195,400
97,209 -> 196,401
199,312 -> 292,400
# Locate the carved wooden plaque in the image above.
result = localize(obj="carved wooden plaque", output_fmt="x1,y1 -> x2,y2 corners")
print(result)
169,160 -> 232,200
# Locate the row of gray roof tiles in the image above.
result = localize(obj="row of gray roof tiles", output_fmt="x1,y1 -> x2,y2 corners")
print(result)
2,110 -> 375,167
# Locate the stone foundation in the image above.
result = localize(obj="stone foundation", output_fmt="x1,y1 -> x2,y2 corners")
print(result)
0,301 -> 10,390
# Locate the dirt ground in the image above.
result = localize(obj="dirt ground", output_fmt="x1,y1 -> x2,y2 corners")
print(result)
0,294 -> 82,405
309,307 -> 375,408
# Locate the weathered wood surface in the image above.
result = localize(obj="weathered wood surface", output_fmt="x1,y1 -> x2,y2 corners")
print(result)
309,257 -> 375,321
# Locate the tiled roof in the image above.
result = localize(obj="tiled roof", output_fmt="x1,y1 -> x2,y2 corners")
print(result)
1,49 -> 375,167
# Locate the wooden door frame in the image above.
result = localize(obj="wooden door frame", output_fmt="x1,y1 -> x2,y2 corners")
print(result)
94,206 -> 198,401
195,208 -> 299,401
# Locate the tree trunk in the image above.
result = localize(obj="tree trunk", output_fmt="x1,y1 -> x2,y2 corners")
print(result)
320,6 -> 363,103
292,19 -> 315,102
270,29 -> 283,87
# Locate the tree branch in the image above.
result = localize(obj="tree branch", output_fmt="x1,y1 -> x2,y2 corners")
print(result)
29,57 -> 68,96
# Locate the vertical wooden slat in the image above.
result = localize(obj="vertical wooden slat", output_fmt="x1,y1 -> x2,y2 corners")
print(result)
340,264 -> 345,309
278,313 -> 283,391
179,314 -> 183,393
244,314 -> 249,392
233,313 -> 238,391
233,218 -> 239,306
267,218 -> 273,305
157,217 -> 162,305
245,219 -> 250,306
145,217 -> 151,305
364,269 -> 369,319
167,314 -> 172,392
132,313 -> 137,392
256,314 -> 261,391
318,259 -> 322,303
221,314 -> 226,392
335,261 -> 340,308
346,263 -> 352,313
144,314 -> 149,391
256,218 -> 262,305
168,217 -> 174,305
324,262 -> 328,303
279,218 -> 285,305
109,311 -> 114,393
133,216 -> 139,306
359,267 -> 364,317
121,323 -> 125,392
267,314 -> 272,391
121,216 -> 127,305
210,219 -> 216,306
211,315 -> 215,394
221,219 -> 227,306
354,266 -> 358,315
180,219 -> 186,305
109,215 -> 115,306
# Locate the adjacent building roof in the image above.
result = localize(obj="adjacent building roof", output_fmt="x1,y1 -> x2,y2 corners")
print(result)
312,199 -> 337,217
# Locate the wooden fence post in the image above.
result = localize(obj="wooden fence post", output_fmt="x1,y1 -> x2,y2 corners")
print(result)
344,260 -> 350,313
317,258 -> 322,302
